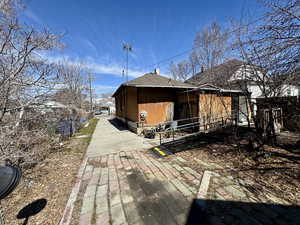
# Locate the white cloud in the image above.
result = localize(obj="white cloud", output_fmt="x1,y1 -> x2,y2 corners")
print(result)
43,54 -> 146,78
94,84 -> 117,90
93,84 -> 117,94
86,61 -> 144,77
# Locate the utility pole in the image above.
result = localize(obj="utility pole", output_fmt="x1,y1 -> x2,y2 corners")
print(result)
88,72 -> 93,112
123,44 -> 132,82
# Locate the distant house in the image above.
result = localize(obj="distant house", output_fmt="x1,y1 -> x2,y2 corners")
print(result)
186,60 -> 261,123
186,59 -> 300,123
277,70 -> 300,97
113,69 -> 243,133
94,96 -> 116,114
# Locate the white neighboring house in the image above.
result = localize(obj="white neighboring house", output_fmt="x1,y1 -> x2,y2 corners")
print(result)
229,63 -> 300,97
280,84 -> 300,97
27,100 -> 68,114
94,96 -> 116,115
186,59 -> 300,123
106,101 -> 116,114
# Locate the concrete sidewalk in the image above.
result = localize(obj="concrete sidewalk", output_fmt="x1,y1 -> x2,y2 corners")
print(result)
86,117 -> 153,157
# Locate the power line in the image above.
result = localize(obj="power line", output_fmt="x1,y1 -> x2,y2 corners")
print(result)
142,15 -> 267,71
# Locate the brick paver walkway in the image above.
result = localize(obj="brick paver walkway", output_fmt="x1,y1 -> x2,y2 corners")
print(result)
67,149 -> 300,225
63,148 -> 300,225
61,118 -> 299,225
77,150 -> 203,225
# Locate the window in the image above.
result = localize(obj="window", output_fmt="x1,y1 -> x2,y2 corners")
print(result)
287,88 -> 291,96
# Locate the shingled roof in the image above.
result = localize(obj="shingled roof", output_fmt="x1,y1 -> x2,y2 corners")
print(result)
123,73 -> 195,88
186,59 -> 245,88
113,73 -> 195,97
281,69 -> 300,85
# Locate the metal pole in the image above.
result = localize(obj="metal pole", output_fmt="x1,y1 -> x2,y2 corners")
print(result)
126,49 -> 128,82
123,44 -> 132,82
160,133 -> 161,145
88,73 -> 93,112
172,128 -> 174,141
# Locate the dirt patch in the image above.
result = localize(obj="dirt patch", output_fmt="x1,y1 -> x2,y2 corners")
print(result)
2,142 -> 84,225
162,130 -> 300,205
2,118 -> 99,225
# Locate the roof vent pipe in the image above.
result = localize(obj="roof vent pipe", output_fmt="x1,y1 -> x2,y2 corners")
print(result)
154,68 -> 160,75
201,66 -> 204,73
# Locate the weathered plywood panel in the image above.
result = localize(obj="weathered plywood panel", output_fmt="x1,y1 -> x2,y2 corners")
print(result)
199,94 -> 232,123
138,102 -> 174,125
115,89 -> 124,118
138,87 -> 176,104
114,86 -> 138,122
175,92 -> 199,120
125,87 -> 138,121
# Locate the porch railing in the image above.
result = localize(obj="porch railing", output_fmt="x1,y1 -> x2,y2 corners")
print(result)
156,116 -> 233,145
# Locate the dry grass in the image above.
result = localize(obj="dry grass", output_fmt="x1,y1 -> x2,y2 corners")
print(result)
2,118 -> 99,225
163,131 -> 300,205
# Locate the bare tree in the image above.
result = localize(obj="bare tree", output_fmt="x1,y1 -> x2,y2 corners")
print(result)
193,22 -> 230,70
188,51 -> 200,76
169,60 -> 191,81
256,0 -> 300,75
169,22 -> 231,82
56,60 -> 90,108
232,0 -> 300,147
0,0 -> 62,164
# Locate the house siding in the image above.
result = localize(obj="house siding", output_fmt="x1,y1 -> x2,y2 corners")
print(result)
137,87 -> 176,125
115,86 -> 138,122
125,86 -> 138,122
199,94 -> 232,123
176,91 -> 233,125
138,102 -> 174,125
280,84 -> 300,97
114,85 -> 239,133
176,92 -> 199,120
137,87 -> 176,103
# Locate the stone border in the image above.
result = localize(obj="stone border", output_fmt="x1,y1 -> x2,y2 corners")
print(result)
197,170 -> 219,207
59,157 -> 88,225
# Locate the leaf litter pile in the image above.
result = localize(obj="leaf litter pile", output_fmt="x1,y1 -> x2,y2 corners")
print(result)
1,138 -> 86,225
164,130 -> 300,205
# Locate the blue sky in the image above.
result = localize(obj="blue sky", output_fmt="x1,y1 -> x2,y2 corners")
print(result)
22,0 -> 263,96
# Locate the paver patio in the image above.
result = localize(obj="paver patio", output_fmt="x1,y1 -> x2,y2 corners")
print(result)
78,150 -> 200,225
61,117 -> 299,225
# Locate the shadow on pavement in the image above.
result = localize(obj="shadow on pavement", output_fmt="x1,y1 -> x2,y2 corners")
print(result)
108,118 -> 128,131
185,199 -> 300,225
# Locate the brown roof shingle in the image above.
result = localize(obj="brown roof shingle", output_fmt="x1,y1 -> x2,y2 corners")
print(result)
123,73 -> 195,88
112,73 -> 195,97
185,59 -> 245,88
